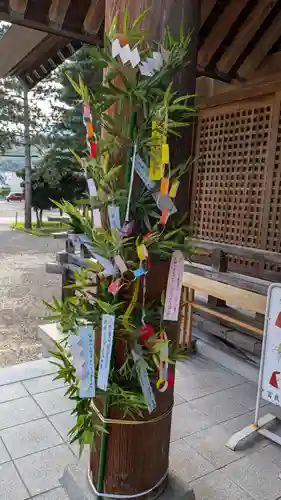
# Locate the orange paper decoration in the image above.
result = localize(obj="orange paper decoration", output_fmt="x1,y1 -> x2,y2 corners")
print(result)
86,121 -> 94,138
116,34 -> 129,46
160,177 -> 169,195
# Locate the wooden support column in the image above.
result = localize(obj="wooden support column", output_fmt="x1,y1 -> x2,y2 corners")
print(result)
208,249 -> 228,307
48,0 -> 71,26
84,0 -> 105,35
9,0 -> 27,14
87,3 -> 201,498
105,0 -> 201,217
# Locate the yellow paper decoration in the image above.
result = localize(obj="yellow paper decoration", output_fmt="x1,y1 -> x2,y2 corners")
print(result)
137,244 -> 148,262
169,179 -> 179,198
149,121 -> 165,180
162,144 -> 169,164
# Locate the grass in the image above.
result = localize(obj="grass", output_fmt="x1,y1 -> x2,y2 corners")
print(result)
11,221 -> 70,236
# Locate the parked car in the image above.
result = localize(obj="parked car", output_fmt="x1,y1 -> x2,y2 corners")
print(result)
6,192 -> 24,202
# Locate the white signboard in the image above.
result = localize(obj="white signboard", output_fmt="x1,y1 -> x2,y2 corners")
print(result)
226,283 -> 281,452
262,284 -> 281,406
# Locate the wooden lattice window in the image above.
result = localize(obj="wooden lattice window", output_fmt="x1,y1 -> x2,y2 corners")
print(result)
192,99 -> 273,250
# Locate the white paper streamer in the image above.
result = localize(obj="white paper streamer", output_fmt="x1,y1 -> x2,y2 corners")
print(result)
139,52 -> 164,76
135,155 -> 177,215
108,205 -> 121,231
93,209 -> 102,228
114,255 -> 128,274
93,253 -> 117,277
112,39 -> 140,68
69,326 -> 95,398
163,251 -> 184,322
87,178 -> 97,197
97,314 -> 115,391
132,346 -> 156,413
125,143 -> 137,222
135,154 -> 156,191
78,234 -> 91,245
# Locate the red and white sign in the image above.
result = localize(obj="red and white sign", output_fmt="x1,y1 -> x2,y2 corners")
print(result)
262,284 -> 281,406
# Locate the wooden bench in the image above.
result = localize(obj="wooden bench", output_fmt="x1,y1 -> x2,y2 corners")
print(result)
180,238 -> 278,348
180,271 -> 268,347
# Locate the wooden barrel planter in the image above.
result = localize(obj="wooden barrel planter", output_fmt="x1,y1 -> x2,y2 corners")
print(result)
89,388 -> 174,498
89,259 -> 178,499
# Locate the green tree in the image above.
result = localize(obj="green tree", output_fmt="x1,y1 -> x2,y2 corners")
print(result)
39,45 -> 102,188
18,166 -> 86,227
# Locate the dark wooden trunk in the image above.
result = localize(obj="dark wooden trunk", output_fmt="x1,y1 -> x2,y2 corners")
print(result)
90,2 -> 200,496
90,260 -> 177,498
90,388 -> 173,497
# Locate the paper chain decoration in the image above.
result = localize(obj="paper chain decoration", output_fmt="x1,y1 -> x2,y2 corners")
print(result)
112,39 -> 141,67
139,52 -> 165,77
112,39 -> 169,77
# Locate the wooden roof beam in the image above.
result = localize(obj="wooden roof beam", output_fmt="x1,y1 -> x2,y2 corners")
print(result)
254,51 -> 281,79
238,9 -> 281,79
217,0 -> 277,74
84,0 -> 105,35
9,0 -> 27,15
200,0 -> 217,27
48,0 -> 71,27
198,0 -> 249,70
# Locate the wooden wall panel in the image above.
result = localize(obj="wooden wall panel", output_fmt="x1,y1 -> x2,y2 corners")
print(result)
192,94 -> 278,277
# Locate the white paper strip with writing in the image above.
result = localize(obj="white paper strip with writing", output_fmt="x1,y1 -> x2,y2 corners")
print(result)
87,178 -> 97,197
114,255 -> 128,274
108,205 -> 121,231
70,326 -> 95,399
163,250 -> 184,322
97,314 -> 115,391
93,209 -> 102,228
132,347 -> 156,413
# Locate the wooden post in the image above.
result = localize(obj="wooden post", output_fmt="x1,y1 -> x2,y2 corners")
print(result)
23,85 -> 32,230
93,2 -> 201,498
186,287 -> 195,347
208,248 -> 228,307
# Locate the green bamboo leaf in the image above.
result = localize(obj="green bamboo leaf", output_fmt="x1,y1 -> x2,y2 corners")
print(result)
65,73 -> 82,96
123,8 -> 129,34
132,8 -> 150,29
108,15 -> 118,40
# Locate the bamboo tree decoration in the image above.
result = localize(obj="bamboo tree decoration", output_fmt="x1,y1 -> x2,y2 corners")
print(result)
48,10 -> 196,497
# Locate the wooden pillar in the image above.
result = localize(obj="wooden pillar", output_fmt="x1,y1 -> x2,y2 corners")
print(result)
95,1 -> 201,497
105,0 -> 201,214
208,249 -> 228,307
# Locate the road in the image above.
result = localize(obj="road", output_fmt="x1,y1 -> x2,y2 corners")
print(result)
0,201 -> 64,366
0,200 -> 58,224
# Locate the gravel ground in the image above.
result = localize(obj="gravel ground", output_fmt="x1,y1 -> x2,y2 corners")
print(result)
0,226 -> 63,366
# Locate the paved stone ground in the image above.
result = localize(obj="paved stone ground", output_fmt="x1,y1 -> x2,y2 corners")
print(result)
0,226 -> 63,366
0,355 -> 281,499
